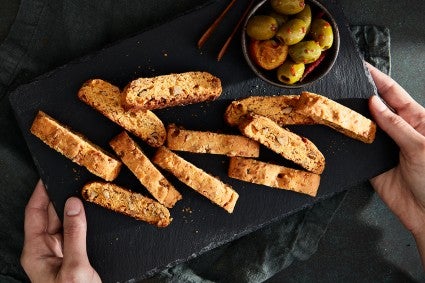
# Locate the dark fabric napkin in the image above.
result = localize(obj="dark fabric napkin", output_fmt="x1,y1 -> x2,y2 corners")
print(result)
0,0 -> 390,282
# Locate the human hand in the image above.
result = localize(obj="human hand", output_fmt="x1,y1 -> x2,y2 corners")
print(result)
367,62 -> 425,267
21,180 -> 101,283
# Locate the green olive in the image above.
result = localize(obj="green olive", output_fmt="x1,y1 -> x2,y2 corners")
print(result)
310,18 -> 334,50
246,15 -> 278,40
294,4 -> 311,32
269,11 -> 289,26
271,0 -> 305,15
277,60 -> 305,84
276,19 -> 307,45
288,40 -> 322,64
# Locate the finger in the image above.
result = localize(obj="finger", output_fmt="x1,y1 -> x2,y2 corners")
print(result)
62,197 -> 89,268
369,95 -> 425,157
47,202 -> 62,235
24,180 -> 50,236
366,62 -> 425,131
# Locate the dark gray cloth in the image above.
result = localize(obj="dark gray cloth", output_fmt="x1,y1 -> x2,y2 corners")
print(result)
0,1 -> 390,282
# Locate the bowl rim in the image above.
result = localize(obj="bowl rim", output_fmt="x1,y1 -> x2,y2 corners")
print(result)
241,0 -> 340,89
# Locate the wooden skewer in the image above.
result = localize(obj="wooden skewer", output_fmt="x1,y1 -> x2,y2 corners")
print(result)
197,0 -> 238,49
217,0 -> 255,61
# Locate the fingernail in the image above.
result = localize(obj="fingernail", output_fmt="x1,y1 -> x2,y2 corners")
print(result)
373,95 -> 387,111
65,197 -> 81,216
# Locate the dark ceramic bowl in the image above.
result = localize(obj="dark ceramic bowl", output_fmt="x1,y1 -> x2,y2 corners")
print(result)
241,0 -> 340,88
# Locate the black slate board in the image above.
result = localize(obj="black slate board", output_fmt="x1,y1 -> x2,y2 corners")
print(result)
9,0 -> 398,282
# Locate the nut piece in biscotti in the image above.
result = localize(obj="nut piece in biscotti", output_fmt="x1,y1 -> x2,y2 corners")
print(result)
77,79 -> 166,147
109,131 -> 182,208
30,111 -> 121,181
121,71 -> 222,111
152,146 -> 239,213
82,182 -> 171,227
224,95 -> 314,127
295,92 -> 377,143
228,157 -> 320,197
238,114 -> 325,174
166,124 -> 260,157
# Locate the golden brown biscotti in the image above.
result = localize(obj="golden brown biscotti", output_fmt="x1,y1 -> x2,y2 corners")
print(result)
166,124 -> 260,157
82,182 -> 171,227
228,157 -> 320,197
152,146 -> 239,213
238,114 -> 325,174
295,92 -> 377,143
77,79 -> 166,147
224,95 -> 314,127
121,71 -> 222,111
30,111 -> 121,181
109,131 -> 182,208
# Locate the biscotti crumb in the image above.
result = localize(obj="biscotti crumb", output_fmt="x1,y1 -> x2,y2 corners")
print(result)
228,157 -> 320,197
152,146 -> 239,213
166,124 -> 260,157
82,181 -> 171,227
238,114 -> 325,174
30,111 -> 121,181
109,131 -> 182,208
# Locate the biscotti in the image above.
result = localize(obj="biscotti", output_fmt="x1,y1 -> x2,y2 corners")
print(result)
152,146 -> 239,213
238,114 -> 325,174
121,71 -> 222,111
166,124 -> 260,157
77,79 -> 166,147
82,182 -> 171,227
228,157 -> 320,197
109,131 -> 182,208
224,95 -> 313,127
295,92 -> 376,143
30,111 -> 121,181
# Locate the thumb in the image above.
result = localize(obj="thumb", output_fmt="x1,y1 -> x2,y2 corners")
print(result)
62,197 -> 89,268
369,95 -> 424,157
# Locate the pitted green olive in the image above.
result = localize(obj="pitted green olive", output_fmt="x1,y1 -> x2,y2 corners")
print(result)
271,0 -> 305,15
269,11 -> 289,26
310,18 -> 334,50
288,40 -> 322,64
294,4 -> 311,31
246,15 -> 278,40
277,60 -> 305,84
276,19 -> 307,45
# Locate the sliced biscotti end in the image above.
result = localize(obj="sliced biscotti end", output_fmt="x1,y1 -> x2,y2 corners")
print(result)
152,146 -> 239,213
228,157 -> 320,197
166,124 -> 260,158
30,111 -> 121,181
238,114 -> 325,174
296,92 -> 377,143
109,131 -> 182,208
224,95 -> 314,127
77,79 -> 166,147
82,181 -> 171,227
121,71 -> 222,111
